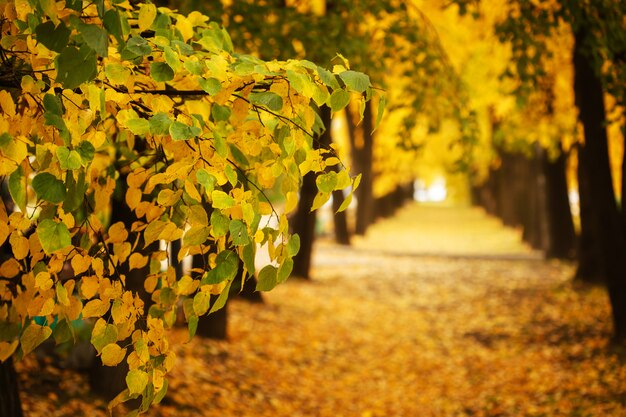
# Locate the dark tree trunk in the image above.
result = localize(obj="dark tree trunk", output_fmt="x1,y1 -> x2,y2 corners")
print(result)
237,271 -> 263,303
576,144 -> 605,281
0,358 -> 23,417
544,143 -> 577,259
90,178 -> 156,401
332,188 -> 350,245
291,106 -> 333,279
574,28 -> 626,340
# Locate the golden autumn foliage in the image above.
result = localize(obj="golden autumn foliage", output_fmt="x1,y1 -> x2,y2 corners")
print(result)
0,0 -> 381,412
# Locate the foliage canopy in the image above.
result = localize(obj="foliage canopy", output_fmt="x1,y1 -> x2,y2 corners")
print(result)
0,0 -> 376,412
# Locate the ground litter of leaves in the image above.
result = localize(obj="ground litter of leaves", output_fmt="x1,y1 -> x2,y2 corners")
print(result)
17,204 -> 626,416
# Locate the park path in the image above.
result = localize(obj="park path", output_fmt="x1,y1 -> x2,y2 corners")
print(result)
20,204 -> 626,417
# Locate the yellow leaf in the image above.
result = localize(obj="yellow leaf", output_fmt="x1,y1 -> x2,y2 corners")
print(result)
20,323 -> 52,356
108,222 -> 128,244
126,187 -> 142,210
184,180 -> 202,202
159,222 -> 183,242
284,191 -> 298,214
0,258 -> 21,278
101,343 -> 127,366
126,369 -> 149,396
71,254 -> 91,275
38,297 -> 54,316
82,299 -> 110,318
0,340 -> 19,362
144,274 -> 159,294
9,232 -> 29,260
175,15 -> 193,42
138,3 -> 157,32
0,221 -> 9,246
129,252 -> 149,271
157,189 -> 183,207
92,258 -> 104,277
176,275 -> 197,296
0,90 -> 16,117
80,275 -> 99,299
254,229 -> 265,244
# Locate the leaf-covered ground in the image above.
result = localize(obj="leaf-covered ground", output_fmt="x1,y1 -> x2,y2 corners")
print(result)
17,204 -> 626,416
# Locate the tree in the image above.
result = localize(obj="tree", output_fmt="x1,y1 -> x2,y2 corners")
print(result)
0,0 -> 375,413
452,0 -> 626,339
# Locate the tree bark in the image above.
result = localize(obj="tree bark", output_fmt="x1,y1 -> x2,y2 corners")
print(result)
291,106 -> 333,279
544,143 -> 577,259
574,28 -> 626,340
331,188 -> 350,245
0,357 -> 23,417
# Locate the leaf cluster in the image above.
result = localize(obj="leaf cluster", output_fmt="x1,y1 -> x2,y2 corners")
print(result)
0,0 -> 377,413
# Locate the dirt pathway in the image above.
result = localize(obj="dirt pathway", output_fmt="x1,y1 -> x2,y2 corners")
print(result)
20,204 -> 626,416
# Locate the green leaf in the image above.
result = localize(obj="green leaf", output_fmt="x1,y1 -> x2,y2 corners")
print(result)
224,165 -> 237,187
229,220 -> 250,246
193,291 -> 210,316
77,22 -> 108,57
56,45 -> 97,90
243,243 -> 255,275
277,258 -> 293,284
91,321 -> 118,352
317,66 -> 340,90
187,315 -> 198,340
250,92 -> 283,111
375,95 -> 386,130
287,234 -> 300,257
211,104 -> 230,121
35,21 -> 70,53
330,90 -> 350,112
203,250 -> 238,285
126,369 -> 149,396
0,132 -> 11,147
32,173 -> 66,204
149,113 -> 172,135
9,166 -> 27,213
43,94 -> 63,116
76,141 -> 95,164
339,70 -> 371,93
37,219 -> 72,254
169,121 -> 201,141
199,78 -> 222,96
103,9 -> 123,42
210,210 -> 229,237
256,265 -> 278,292
126,36 -> 151,56
63,171 -> 87,212
196,169 -> 216,193
211,190 -> 235,209
126,118 -> 151,135
20,323 -> 52,355
209,279 -> 231,314
56,147 -> 82,170
150,62 -> 174,82
183,226 -> 210,246
316,172 -> 338,193
228,144 -> 249,167
154,380 -> 168,405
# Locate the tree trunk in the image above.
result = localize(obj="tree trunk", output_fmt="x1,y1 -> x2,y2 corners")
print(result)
544,143 -> 577,259
0,358 -> 23,417
574,28 -> 626,340
291,106 -> 333,279
332,188 -> 350,245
